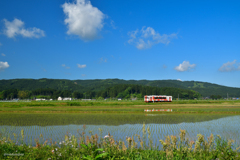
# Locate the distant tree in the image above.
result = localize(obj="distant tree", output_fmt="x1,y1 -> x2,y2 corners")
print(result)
18,90 -> 29,99
210,95 -> 216,99
62,90 -> 72,97
97,96 -> 104,100
217,95 -> 222,99
73,91 -> 83,99
0,91 -> 4,100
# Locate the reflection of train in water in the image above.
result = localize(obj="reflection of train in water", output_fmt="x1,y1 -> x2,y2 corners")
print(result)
144,95 -> 172,102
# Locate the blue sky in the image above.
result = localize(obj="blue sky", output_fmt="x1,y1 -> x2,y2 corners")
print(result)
0,0 -> 240,87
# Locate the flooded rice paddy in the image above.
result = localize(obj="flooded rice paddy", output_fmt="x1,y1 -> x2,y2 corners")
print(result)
0,113 -> 240,147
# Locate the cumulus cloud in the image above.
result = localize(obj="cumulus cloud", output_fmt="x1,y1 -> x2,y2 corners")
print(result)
62,0 -> 105,41
128,26 -> 177,49
77,64 -> 86,68
218,60 -> 240,72
0,61 -> 9,71
174,61 -> 196,72
3,18 -> 45,38
1,53 -> 6,56
177,79 -> 182,81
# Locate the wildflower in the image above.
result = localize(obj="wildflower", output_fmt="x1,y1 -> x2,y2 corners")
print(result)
51,149 -> 54,153
59,153 -> 62,156
59,142 -> 62,145
55,148 -> 58,151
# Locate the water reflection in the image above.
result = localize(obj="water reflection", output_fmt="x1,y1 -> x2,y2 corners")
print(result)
0,114 -> 239,147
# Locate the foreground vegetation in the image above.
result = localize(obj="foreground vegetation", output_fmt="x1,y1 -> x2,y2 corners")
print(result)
0,125 -> 239,159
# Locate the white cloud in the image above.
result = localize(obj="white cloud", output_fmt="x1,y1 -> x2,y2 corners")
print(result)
3,18 -> 45,38
218,60 -> 240,72
77,64 -> 86,68
99,57 -> 107,63
62,0 -> 105,41
177,79 -> 182,81
1,53 -> 6,56
128,26 -> 177,49
162,64 -> 167,69
174,61 -> 196,72
110,20 -> 116,29
0,61 -> 9,71
61,64 -> 70,69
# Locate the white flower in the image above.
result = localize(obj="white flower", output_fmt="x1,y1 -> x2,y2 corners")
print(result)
59,142 -> 62,145
55,148 -> 58,151
104,135 -> 109,139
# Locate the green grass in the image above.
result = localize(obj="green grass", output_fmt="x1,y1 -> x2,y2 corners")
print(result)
0,127 -> 239,160
0,100 -> 240,114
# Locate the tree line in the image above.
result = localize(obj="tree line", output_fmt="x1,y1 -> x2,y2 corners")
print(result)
0,84 -> 203,100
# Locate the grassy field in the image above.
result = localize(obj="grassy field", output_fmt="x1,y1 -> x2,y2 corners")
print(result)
0,100 -> 240,114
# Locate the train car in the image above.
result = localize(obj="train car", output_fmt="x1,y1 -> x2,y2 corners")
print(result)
144,95 -> 172,102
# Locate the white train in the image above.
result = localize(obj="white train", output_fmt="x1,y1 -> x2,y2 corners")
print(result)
144,95 -> 172,102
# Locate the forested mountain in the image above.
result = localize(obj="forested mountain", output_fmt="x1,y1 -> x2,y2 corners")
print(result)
0,78 -> 239,98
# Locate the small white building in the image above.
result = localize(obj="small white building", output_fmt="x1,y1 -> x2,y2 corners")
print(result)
63,97 -> 72,101
58,97 -> 62,101
36,98 -> 46,101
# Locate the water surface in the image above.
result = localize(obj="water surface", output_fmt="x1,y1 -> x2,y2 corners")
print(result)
0,113 -> 239,147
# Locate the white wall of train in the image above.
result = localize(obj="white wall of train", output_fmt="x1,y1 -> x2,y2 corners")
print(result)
144,95 -> 172,102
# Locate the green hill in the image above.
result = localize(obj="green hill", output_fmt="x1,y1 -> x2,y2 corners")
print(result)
0,78 -> 239,97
